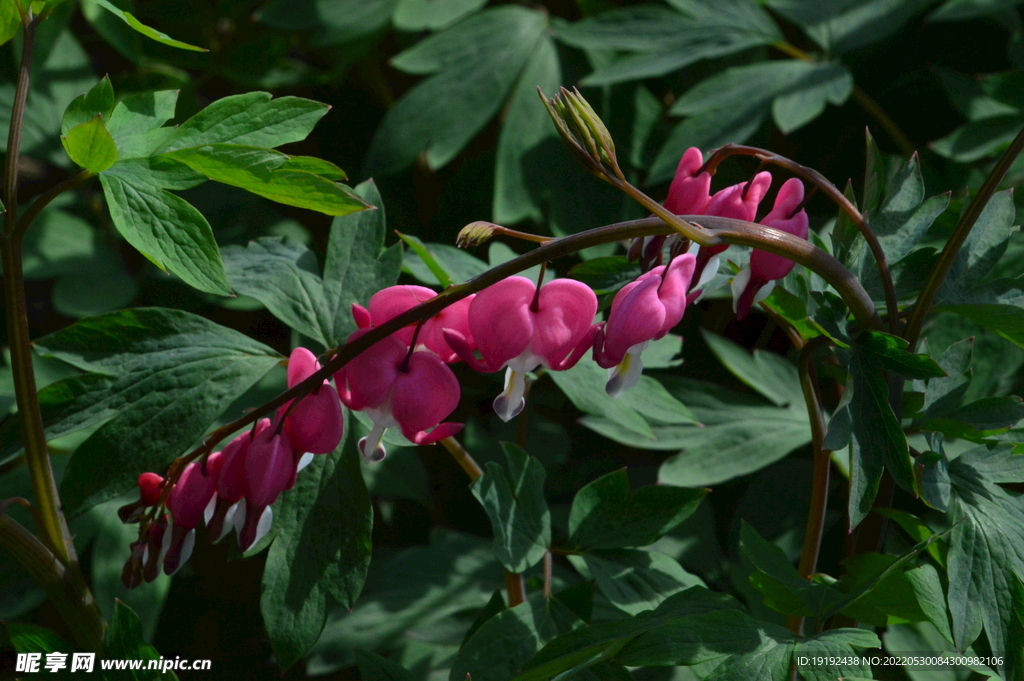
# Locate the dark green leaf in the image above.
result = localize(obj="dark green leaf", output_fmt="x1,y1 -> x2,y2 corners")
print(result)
162,144 -> 369,216
876,508 -> 944,566
87,0 -> 206,51
98,171 -> 231,295
771,63 -> 853,133
366,6 -> 546,174
767,0 -> 935,54
848,354 -> 914,527
905,563 -> 954,644
31,308 -> 280,516
395,232 -> 452,289
471,443 -> 551,572
568,468 -> 705,550
262,422 -> 373,670
931,0 -> 1024,21
834,552 -> 928,625
258,0 -> 396,45
793,629 -> 880,681
655,376 -> 811,487
568,257 -> 641,295
920,337 -> 973,419
104,600 -> 176,680
152,92 -> 330,154
931,115 -> 1024,162
322,180 -> 404,345
393,0 -> 488,31
61,116 -> 118,172
402,240 -> 488,286
355,650 -> 417,681
916,450 -> 952,512
572,549 -> 703,615
4,622 -> 73,654
702,331 -> 804,407
947,446 -> 1024,671
938,190 -> 1017,306
61,75 -> 114,135
939,303 -> 1024,349
857,331 -> 947,378
461,591 -> 507,648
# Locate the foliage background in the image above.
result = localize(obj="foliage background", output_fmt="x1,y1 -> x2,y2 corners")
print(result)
3,0 -> 1024,679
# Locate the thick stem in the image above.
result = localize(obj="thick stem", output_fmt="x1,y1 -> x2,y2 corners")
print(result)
788,337 -> 833,636
0,512 -> 105,650
505,570 -> 526,607
700,144 -> 899,332
903,125 -> 1024,350
439,436 -> 483,481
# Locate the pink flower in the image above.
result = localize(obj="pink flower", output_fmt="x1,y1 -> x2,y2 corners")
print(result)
117,472 -> 166,524
337,330 -> 462,462
665,147 -> 712,216
203,419 -> 269,544
237,425 -> 297,551
593,254 -> 696,397
278,347 -> 343,457
352,285 -> 475,363
732,177 -> 809,320
163,462 -> 215,575
444,277 -> 598,421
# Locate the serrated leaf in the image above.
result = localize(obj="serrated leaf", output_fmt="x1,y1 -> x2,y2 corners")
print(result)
938,189 -> 1017,306
98,171 -> 231,295
61,116 -> 118,172
261,420 -> 373,670
366,6 -> 546,174
87,0 -> 205,51
947,446 -> 1024,674
568,468 -> 705,550
61,75 -> 114,136
152,92 -> 329,154
163,144 -> 369,216
793,629 -> 879,681
471,443 -> 551,572
26,308 -> 280,516
857,331 -> 947,378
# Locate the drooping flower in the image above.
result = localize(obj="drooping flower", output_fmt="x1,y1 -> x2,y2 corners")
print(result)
117,472 -> 167,524
203,419 -> 269,544
732,177 -> 809,320
593,254 -> 696,397
444,277 -> 598,421
235,424 -> 298,551
278,347 -> 343,458
352,285 -> 475,363
162,462 -> 216,575
691,170 -> 774,285
337,330 -> 462,462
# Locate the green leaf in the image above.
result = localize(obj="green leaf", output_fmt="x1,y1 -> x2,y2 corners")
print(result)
261,421 -> 373,670
366,6 -> 546,174
162,144 -> 368,216
322,180 -> 404,345
452,596 -> 573,681
650,61 -> 848,183
771,63 -> 853,133
702,331 -> 804,407
568,468 -> 705,550
257,0 -> 396,46
931,115 -> 1024,162
906,563 -> 955,644
105,90 -> 179,159
655,376 -> 811,487
0,0 -> 20,47
355,650 -> 417,681
396,232 -> 452,289
61,116 -> 118,172
793,629 -> 880,681
876,508 -> 944,566
470,443 -> 551,572
767,0 -> 935,54
920,337 -> 974,419
916,450 -> 952,512
835,552 -> 929,626
98,171 -> 231,295
938,190 -> 1017,306
856,331 -> 947,379
86,0 -> 205,51
103,600 -> 177,680
931,0 -> 1024,21
516,588 -> 741,681
568,257 -> 642,296
393,0 -> 488,31
280,155 -> 348,181
572,549 -> 703,615
152,92 -> 330,154
222,236 -> 335,348
402,240 -> 488,286
61,75 -> 114,136
939,303 -> 1024,348
848,353 -> 914,527
4,622 -> 73,654
493,32 -> 561,225
948,445 -> 1024,662
462,591 -> 507,648
29,308 -> 280,516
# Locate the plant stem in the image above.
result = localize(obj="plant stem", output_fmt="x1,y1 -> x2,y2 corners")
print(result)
773,42 -> 915,157
0,511 -> 105,650
505,570 -> 526,607
903,124 -> 1024,350
788,336 -> 833,637
701,143 -> 899,332
14,169 -> 94,239
439,436 -> 484,481
543,551 -> 553,599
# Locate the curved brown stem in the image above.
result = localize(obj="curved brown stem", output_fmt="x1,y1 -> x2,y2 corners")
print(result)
700,144 -> 899,333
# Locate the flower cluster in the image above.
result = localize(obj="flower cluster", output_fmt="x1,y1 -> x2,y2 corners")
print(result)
120,148 -> 809,584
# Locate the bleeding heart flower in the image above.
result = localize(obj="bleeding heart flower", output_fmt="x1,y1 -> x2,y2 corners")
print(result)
204,419 -> 270,545
278,347 -> 344,456
236,425 -> 297,551
594,254 -> 696,397
443,276 -> 597,421
351,285 -> 475,363
162,462 -> 215,575
732,177 -> 809,320
337,330 -> 462,462
692,170 -> 774,286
